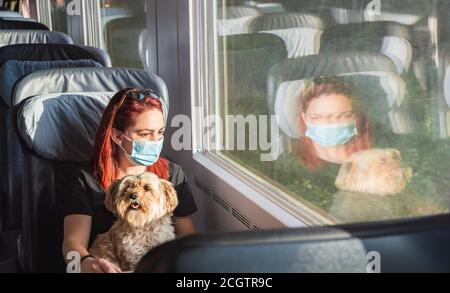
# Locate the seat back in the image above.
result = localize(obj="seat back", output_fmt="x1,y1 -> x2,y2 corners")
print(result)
0,44 -> 111,238
248,12 -> 324,58
321,22 -> 414,75
0,30 -> 72,47
138,29 -> 150,71
104,14 -> 146,67
218,33 -> 287,114
0,18 -> 48,30
0,59 -> 102,232
135,214 -> 450,273
82,45 -> 112,67
14,67 -> 168,272
217,6 -> 260,36
0,44 -> 110,79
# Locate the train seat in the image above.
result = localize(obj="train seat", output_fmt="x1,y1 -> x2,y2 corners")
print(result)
13,67 -> 168,272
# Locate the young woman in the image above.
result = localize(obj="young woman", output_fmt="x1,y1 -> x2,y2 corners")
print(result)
62,88 -> 197,273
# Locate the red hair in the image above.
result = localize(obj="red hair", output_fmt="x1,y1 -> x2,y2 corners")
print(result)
296,79 -> 373,170
91,88 -> 169,190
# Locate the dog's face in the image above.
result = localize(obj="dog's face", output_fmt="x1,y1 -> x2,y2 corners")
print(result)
335,148 -> 413,196
105,172 -> 178,228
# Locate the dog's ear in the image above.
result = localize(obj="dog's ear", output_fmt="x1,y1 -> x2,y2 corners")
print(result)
335,160 -> 359,191
105,176 -> 135,213
160,179 -> 178,213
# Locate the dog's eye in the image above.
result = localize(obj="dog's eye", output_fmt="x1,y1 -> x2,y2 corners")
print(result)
144,185 -> 151,192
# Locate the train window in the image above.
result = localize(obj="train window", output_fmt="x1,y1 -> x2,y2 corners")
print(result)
100,0 -> 147,68
197,0 -> 450,224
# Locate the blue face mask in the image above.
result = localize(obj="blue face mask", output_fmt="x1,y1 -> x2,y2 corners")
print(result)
118,134 -> 164,167
305,121 -> 358,148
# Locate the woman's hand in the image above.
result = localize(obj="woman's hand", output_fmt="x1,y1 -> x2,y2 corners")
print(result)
81,257 -> 122,273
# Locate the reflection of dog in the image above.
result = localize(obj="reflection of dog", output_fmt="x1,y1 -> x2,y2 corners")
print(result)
89,172 -> 178,271
335,148 -> 412,196
331,148 -> 420,222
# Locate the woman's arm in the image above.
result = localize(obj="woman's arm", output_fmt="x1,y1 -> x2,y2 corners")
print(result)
63,215 -> 121,273
174,216 -> 196,237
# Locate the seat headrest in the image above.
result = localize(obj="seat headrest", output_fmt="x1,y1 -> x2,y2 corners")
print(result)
0,43 -> 109,69
322,21 -> 413,43
249,12 -> 324,32
329,7 -> 421,25
321,22 -> 414,74
218,6 -> 260,19
17,92 -> 114,161
0,18 -> 48,30
0,59 -> 103,107
217,6 -> 260,36
269,52 -> 412,138
248,13 -> 324,58
13,67 -> 169,121
0,30 -> 73,47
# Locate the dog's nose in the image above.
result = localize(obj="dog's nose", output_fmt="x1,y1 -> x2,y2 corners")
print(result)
129,193 -> 138,200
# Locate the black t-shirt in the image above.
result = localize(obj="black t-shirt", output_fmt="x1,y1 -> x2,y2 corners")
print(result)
63,161 -> 197,244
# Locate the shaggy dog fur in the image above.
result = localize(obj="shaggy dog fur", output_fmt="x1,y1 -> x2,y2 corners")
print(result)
330,149 -> 441,222
89,172 -> 178,271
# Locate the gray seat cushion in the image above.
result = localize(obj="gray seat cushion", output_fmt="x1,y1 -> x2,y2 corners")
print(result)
249,12 -> 324,58
18,92 -> 114,162
13,67 -> 169,121
0,59 -> 102,106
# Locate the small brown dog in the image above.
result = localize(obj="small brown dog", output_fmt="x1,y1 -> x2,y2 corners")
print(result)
89,172 -> 178,271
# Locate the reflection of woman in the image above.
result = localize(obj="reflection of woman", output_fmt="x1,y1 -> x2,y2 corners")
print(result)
272,78 -> 374,211
297,78 -> 373,169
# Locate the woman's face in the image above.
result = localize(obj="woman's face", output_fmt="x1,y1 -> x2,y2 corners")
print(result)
303,94 -> 356,125
113,109 -> 165,154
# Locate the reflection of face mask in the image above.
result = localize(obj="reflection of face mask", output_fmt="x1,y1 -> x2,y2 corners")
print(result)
117,133 -> 164,167
305,121 -> 358,148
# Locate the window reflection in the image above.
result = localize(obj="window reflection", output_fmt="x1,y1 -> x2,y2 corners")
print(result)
214,0 -> 450,223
